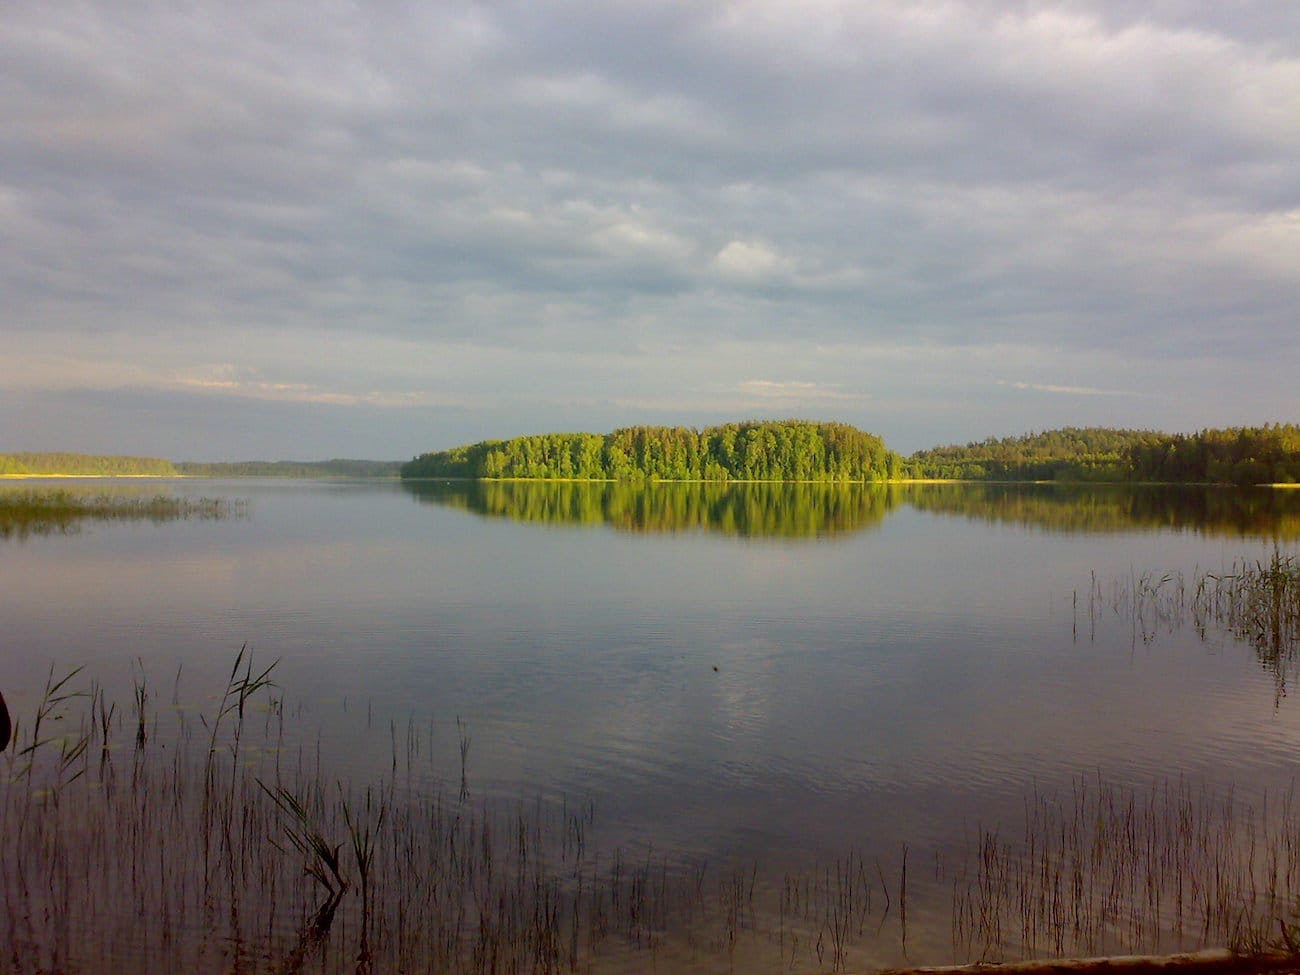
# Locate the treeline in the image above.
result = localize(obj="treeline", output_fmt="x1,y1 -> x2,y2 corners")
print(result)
175,459 -> 401,478
908,428 -> 1165,481
909,425 -> 1300,485
0,453 -> 179,477
402,421 -> 901,482
0,454 -> 402,478
13,422 -> 1298,485
1126,426 -> 1300,485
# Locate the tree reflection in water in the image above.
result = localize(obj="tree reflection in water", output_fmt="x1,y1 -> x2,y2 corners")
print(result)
404,480 -> 1300,541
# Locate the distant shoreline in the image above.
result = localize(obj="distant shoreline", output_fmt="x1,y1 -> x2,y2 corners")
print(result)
6,472 -> 1297,488
0,472 -> 401,481
7,421 -> 1300,485
0,473 -> 181,480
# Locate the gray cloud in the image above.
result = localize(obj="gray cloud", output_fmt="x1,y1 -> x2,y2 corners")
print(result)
1,1 -> 1296,457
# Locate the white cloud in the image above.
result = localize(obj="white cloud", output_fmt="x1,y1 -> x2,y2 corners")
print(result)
167,377 -> 452,409
712,240 -> 791,280
736,380 -> 866,404
999,381 -> 1142,398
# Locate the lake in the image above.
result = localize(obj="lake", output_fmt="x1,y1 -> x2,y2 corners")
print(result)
2,478 -> 1299,973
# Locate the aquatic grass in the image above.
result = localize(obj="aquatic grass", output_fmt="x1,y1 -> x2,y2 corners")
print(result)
4,656 -> 1300,973
950,775 -> 1300,965
0,658 -> 921,973
11,663 -> 88,788
1089,551 -> 1300,700
258,779 -> 348,899
341,784 -> 387,971
0,489 -> 244,540
204,644 -> 278,775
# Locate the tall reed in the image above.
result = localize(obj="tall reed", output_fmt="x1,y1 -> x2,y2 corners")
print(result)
4,649 -> 1299,973
952,775 -> 1300,963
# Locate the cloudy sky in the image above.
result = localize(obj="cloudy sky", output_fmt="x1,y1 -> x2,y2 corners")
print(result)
3,1 -> 1297,459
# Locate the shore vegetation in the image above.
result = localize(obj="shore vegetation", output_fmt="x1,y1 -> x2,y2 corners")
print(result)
910,425 -> 1300,485
0,452 -> 179,477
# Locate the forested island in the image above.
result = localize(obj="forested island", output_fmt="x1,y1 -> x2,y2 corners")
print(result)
401,420 -> 901,481
403,421 -> 1300,486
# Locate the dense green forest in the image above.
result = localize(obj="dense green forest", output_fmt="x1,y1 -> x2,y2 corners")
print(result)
1124,426 -> 1300,485
0,453 -> 179,476
401,420 -> 901,482
909,425 -> 1300,485
908,428 -> 1165,481
175,459 -> 401,478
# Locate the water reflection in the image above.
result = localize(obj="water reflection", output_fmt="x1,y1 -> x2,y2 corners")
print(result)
404,479 -> 1300,540
403,479 -> 897,538
909,482 -> 1300,538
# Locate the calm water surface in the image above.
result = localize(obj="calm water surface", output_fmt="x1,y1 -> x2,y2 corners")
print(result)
3,478 -> 1299,969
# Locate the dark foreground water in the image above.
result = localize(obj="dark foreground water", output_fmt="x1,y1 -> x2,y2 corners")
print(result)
2,478 -> 1299,972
